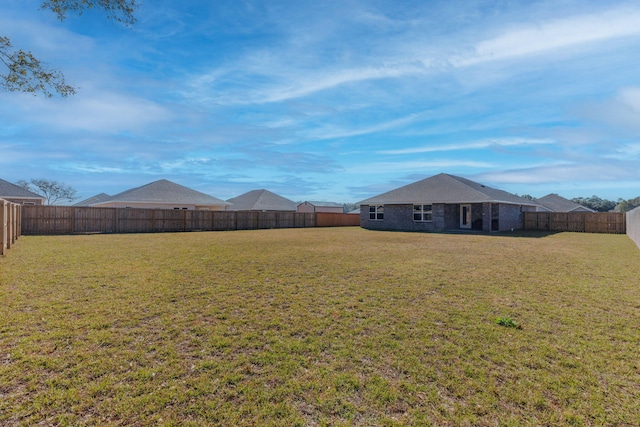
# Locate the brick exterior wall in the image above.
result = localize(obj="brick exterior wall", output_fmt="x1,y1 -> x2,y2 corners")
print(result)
361,202 -> 529,232
443,204 -> 458,230
360,204 -> 438,232
498,204 -> 537,231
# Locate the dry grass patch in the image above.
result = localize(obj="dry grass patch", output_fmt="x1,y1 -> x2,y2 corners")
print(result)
1,228 -> 639,426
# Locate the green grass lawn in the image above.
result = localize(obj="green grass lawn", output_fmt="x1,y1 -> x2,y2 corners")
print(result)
1,228 -> 639,426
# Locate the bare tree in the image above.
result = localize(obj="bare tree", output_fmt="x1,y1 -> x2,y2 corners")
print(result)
1,0 -> 137,97
17,179 -> 78,205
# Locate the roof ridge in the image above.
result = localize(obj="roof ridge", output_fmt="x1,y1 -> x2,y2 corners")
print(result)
447,174 -> 495,201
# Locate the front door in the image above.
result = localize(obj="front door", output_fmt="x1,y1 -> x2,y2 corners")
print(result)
460,204 -> 472,229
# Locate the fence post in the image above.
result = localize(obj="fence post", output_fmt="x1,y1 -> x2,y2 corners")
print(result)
12,203 -> 18,243
7,201 -> 13,248
0,199 -> 6,256
16,204 -> 21,238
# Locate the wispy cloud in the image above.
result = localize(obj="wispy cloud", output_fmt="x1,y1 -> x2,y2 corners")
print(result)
349,159 -> 494,174
476,160 -> 640,185
578,86 -> 640,133
183,5 -> 640,108
185,62 -> 428,106
263,66 -> 423,104
63,164 -> 129,174
11,91 -> 173,133
607,143 -> 640,160
303,112 -> 427,141
378,138 -> 555,155
456,7 -> 640,66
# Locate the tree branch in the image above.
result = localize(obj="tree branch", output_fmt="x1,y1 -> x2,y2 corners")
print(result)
0,37 -> 76,97
1,1 -> 137,97
40,0 -> 138,27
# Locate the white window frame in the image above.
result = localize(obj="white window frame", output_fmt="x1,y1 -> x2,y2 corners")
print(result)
413,204 -> 432,222
369,205 -> 384,221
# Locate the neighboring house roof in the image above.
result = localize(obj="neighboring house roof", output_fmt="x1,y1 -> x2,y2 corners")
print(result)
91,179 -> 230,207
73,193 -> 112,206
298,201 -> 344,208
227,189 -> 297,211
535,193 -> 596,212
0,178 -> 45,202
359,173 -> 541,206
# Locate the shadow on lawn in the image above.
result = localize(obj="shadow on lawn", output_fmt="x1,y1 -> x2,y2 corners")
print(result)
374,229 -> 561,238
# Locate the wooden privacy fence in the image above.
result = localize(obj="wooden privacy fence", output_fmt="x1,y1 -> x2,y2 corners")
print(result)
627,206 -> 640,250
316,212 -> 361,227
1,199 -> 22,255
523,211 -> 626,234
20,206 -> 360,235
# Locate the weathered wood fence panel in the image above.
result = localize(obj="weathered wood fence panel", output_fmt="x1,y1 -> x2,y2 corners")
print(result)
523,211 -> 626,234
1,199 -> 22,255
21,206 -> 321,235
627,207 -> 640,250
316,212 -> 360,227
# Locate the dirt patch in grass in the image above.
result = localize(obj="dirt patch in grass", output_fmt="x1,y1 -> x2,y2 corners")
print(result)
1,228 -> 639,426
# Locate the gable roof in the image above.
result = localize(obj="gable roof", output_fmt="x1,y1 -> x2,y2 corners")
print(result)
0,178 -> 45,200
227,189 -> 297,211
298,201 -> 344,208
535,193 -> 595,212
73,193 -> 112,207
359,173 -> 540,206
92,179 -> 230,207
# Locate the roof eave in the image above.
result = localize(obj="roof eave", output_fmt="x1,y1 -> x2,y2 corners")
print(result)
361,199 -> 540,206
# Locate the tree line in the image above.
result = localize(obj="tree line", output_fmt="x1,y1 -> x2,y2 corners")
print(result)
573,196 -> 640,213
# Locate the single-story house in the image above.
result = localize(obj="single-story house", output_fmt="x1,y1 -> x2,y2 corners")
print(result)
358,173 -> 541,232
81,179 -> 230,210
297,201 -> 345,213
534,193 -> 595,213
0,178 -> 45,205
227,189 -> 297,211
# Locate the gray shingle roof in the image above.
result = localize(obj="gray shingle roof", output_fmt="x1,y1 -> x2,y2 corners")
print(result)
0,178 -> 44,199
92,179 -> 230,206
359,173 -> 541,206
73,193 -> 112,206
535,193 -> 595,212
299,201 -> 344,208
227,189 -> 297,211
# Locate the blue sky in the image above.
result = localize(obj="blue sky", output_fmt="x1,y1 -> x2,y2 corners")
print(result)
1,0 -> 639,203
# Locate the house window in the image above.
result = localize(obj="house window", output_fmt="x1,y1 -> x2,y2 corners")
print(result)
413,204 -> 432,221
369,205 -> 384,220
